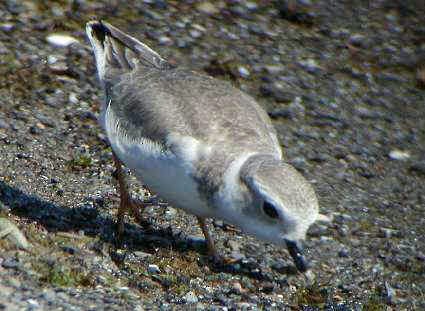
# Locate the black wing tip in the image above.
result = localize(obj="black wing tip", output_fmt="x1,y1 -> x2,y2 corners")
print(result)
87,20 -> 111,42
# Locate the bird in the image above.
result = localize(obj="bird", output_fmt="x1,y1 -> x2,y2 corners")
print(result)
85,20 -> 319,272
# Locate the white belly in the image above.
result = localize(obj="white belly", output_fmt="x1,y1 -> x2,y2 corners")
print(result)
120,142 -> 209,215
103,107 -> 212,217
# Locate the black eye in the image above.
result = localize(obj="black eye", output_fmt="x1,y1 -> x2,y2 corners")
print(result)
263,201 -> 279,219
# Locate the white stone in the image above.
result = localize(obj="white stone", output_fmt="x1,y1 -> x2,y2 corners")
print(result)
389,149 -> 410,161
158,36 -> 172,45
183,291 -> 198,304
46,34 -> 79,47
316,213 -> 333,223
238,66 -> 250,78
27,299 -> 39,308
69,93 -> 79,105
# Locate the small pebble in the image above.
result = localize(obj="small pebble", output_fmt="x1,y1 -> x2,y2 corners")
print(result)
183,291 -> 198,304
196,2 -> 219,15
0,23 -> 14,32
27,299 -> 39,308
49,62 -> 68,74
46,34 -> 79,47
238,66 -> 250,78
2,258 -> 20,269
278,0 -> 315,25
388,149 -> 410,161
226,239 -> 240,251
416,252 -> 425,261
236,302 -> 252,309
409,161 -> 425,175
267,107 -> 294,119
229,251 -> 245,261
260,84 -> 295,103
308,224 -> 328,237
35,122 -> 46,130
355,107 -> 383,119
298,59 -> 321,74
231,282 -> 244,294
417,67 -> 425,88
189,29 -> 202,39
29,125 -> 42,135
316,214 -> 333,223
338,248 -> 349,258
304,270 -> 316,284
147,264 -> 160,274
348,34 -> 367,48
261,282 -> 275,293
69,93 -> 79,105
263,65 -> 285,75
245,2 -> 258,11
41,289 -> 56,302
158,36 -> 172,46
0,118 -> 9,129
134,251 -> 153,259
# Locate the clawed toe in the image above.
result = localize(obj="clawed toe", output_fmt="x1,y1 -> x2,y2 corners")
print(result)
116,198 -> 147,236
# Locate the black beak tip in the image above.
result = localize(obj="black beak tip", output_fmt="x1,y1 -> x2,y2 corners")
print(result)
285,239 -> 311,273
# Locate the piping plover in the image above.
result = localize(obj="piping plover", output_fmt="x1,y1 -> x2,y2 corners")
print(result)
86,21 -> 319,272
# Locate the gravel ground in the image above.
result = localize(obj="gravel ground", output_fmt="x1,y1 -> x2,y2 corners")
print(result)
0,0 -> 424,310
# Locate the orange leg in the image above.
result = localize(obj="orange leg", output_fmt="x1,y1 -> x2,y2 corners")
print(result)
112,152 -> 144,238
197,217 -> 217,258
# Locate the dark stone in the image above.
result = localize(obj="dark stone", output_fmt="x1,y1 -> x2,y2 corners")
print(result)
409,161 -> 425,176
1,258 -> 20,269
260,84 -> 295,103
229,5 -> 251,20
29,125 -> 42,135
260,282 -> 276,294
307,152 -> 328,163
267,108 -> 294,119
203,58 -> 238,81
277,1 -> 315,26
36,114 -> 56,127
416,252 -> 425,261
61,246 -> 77,255
16,152 -> 31,159
338,248 -> 349,258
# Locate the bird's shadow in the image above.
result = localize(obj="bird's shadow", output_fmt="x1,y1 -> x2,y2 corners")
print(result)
0,181 -> 295,281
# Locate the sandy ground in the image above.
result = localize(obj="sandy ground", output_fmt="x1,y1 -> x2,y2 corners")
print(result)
0,1 -> 424,309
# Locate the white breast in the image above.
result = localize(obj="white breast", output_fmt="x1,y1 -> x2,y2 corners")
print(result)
103,103 -> 213,218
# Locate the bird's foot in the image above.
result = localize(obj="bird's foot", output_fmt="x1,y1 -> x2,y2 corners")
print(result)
116,196 -> 148,241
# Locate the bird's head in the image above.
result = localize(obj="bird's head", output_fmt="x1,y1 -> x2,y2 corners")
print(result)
219,154 -> 319,272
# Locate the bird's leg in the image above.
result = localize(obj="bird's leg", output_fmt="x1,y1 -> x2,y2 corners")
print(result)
197,217 -> 218,259
112,152 -> 143,238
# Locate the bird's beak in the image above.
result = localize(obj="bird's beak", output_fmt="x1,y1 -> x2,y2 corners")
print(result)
285,239 -> 310,272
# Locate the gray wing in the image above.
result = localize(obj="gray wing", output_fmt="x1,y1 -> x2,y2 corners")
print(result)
109,68 -> 281,160
108,68 -> 283,199
87,20 -> 282,198
86,20 -> 280,164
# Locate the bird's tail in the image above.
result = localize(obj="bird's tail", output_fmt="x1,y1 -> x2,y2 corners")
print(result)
85,20 -> 172,83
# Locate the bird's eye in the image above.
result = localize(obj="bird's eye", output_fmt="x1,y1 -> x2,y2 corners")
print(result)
263,201 -> 279,219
